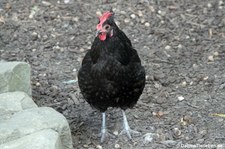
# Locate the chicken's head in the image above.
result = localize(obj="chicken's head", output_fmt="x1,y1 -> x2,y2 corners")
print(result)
96,10 -> 114,41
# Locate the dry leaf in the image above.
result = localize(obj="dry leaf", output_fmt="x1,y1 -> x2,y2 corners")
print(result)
0,16 -> 5,24
209,113 -> 225,118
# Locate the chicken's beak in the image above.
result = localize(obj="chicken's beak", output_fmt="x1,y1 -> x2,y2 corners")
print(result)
96,30 -> 101,36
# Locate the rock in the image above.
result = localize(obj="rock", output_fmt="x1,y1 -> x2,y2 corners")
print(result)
208,55 -> 214,62
178,96 -> 184,101
143,133 -> 155,144
114,144 -> 121,149
178,44 -> 183,49
96,11 -> 102,16
207,3 -> 212,8
137,10 -> 143,17
0,129 -> 62,149
144,22 -> 150,27
130,14 -> 136,19
173,128 -> 181,137
0,62 -> 31,96
161,140 -> 177,146
124,18 -> 130,23
0,92 -> 37,120
165,45 -> 171,50
42,1 -> 52,6
213,51 -> 219,56
0,107 -> 73,149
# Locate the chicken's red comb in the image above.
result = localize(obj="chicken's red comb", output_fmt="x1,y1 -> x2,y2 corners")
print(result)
98,11 -> 113,23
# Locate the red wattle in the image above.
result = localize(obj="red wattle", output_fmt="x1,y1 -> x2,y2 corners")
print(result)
99,33 -> 107,41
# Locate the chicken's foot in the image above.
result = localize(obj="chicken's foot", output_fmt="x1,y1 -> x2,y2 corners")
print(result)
100,112 -> 115,143
120,110 -> 140,140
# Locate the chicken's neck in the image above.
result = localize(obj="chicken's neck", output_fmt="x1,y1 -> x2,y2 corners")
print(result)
91,34 -> 131,65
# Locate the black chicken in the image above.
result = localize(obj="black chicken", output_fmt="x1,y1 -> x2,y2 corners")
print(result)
78,10 -> 145,142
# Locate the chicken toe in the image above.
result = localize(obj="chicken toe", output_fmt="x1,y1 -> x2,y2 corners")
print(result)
120,110 -> 141,140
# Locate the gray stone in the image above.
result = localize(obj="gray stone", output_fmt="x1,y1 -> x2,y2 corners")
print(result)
0,92 -> 37,120
0,129 -> 62,149
0,107 -> 73,149
0,62 -> 31,96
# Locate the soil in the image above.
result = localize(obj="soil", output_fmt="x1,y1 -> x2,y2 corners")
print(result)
1,0 -> 225,148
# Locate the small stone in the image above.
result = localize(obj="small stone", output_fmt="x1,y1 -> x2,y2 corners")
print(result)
53,45 -> 60,50
182,81 -> 187,86
158,10 -> 166,16
186,35 -> 190,39
83,144 -> 89,148
161,140 -> 177,146
213,51 -> 219,56
160,20 -> 165,24
178,96 -> 184,101
5,3 -> 11,10
144,22 -> 150,27
113,131 -> 119,136
207,3 -> 212,8
96,145 -> 102,149
96,11 -> 102,16
199,130 -> 207,136
203,8 -> 208,14
178,44 -> 182,49
173,128 -> 181,137
120,11 -> 126,15
60,48 -> 64,52
180,117 -> 187,126
115,144 -> 120,149
115,21 -> 120,26
130,14 -> 136,19
64,0 -> 70,4
31,32 -> 38,40
208,55 -> 214,62
138,10 -> 143,17
197,139 -> 204,143
158,10 -> 162,14
80,48 -> 85,52
32,49 -> 36,52
219,0 -> 224,5
145,75 -> 149,80
149,6 -> 155,12
193,64 -> 198,69
143,133 -> 154,144
73,17 -> 79,22
183,115 -> 192,124
203,76 -> 208,80
124,18 -> 130,23
140,19 -> 145,24
154,82 -> 161,89
156,111 -> 164,118
36,82 -> 40,86
42,1 -> 51,6
31,32 -> 38,37
165,45 -> 171,50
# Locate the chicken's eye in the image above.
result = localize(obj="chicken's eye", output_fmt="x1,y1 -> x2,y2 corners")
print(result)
104,25 -> 110,30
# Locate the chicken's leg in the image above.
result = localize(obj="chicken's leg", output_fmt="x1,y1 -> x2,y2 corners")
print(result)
100,112 -> 114,143
100,112 -> 107,142
120,110 -> 140,140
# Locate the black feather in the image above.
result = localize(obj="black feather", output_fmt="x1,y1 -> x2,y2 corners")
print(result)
78,18 -> 145,112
